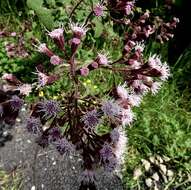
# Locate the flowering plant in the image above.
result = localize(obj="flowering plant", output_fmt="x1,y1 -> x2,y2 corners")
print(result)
0,0 -> 179,189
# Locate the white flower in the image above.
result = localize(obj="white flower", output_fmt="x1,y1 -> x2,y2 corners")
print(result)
148,54 -> 170,81
37,43 -> 47,53
134,41 -> 145,52
150,82 -> 162,94
117,84 -> 128,99
113,128 -> 128,164
132,80 -> 149,94
130,60 -> 142,69
121,108 -> 134,126
128,93 -> 142,107
159,62 -> 170,81
70,23 -> 88,38
48,28 -> 64,39
17,84 -> 32,96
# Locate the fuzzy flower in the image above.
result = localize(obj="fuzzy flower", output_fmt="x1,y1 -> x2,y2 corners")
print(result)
150,82 -> 162,94
35,70 -> 49,87
91,61 -> 99,69
55,138 -> 75,155
131,80 -> 149,94
26,117 -> 42,134
10,95 -> 24,111
93,3 -> 104,17
148,54 -> 170,80
81,109 -> 100,129
38,100 -> 61,119
48,28 -> 64,39
128,93 -> 142,107
159,63 -> 170,81
129,60 -> 142,69
148,54 -> 162,69
80,67 -> 89,76
110,128 -> 120,144
50,55 -> 62,65
100,144 -> 113,162
117,84 -> 128,99
104,157 -> 117,172
125,1 -> 135,15
70,23 -> 87,39
101,100 -> 121,118
37,43 -> 54,57
17,84 -> 32,96
113,128 -> 127,164
96,53 -> 109,65
134,42 -> 145,52
121,108 -> 134,126
48,127 -> 61,142
79,170 -> 96,185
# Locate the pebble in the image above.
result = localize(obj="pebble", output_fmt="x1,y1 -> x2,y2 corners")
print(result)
145,178 -> 153,187
152,172 -> 159,181
52,161 -> 56,166
31,186 -> 35,190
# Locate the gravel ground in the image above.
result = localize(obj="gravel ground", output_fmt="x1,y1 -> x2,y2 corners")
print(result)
0,114 -> 125,190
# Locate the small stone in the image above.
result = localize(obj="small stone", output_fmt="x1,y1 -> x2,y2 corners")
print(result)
31,186 -> 35,190
167,170 -> 174,177
72,166 -> 75,170
152,172 -> 159,181
52,161 -> 56,165
16,118 -> 21,122
145,178 -> 153,187
41,184 -> 45,189
160,164 -> 167,174
141,159 -> 151,171
149,156 -> 155,163
27,140 -> 31,144
156,155 -> 163,163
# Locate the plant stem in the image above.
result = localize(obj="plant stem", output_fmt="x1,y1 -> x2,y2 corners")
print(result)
69,0 -> 85,18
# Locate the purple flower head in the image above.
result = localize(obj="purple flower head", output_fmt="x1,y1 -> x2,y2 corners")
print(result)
150,82 -> 162,94
37,43 -> 54,57
104,157 -> 117,172
91,61 -> 99,69
0,105 -> 3,117
10,95 -> 24,111
55,138 -> 75,155
70,23 -> 88,39
71,37 -> 81,45
100,144 -> 113,162
48,127 -> 61,142
125,1 -> 135,15
26,117 -> 42,134
96,53 -> 109,65
35,69 -> 49,87
17,84 -> 32,96
121,108 -> 134,126
93,3 -> 104,17
81,110 -> 100,129
48,28 -> 64,39
110,128 -> 120,144
101,100 -> 121,118
39,100 -> 61,119
50,55 -> 62,65
80,67 -> 89,76
79,169 -> 96,185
